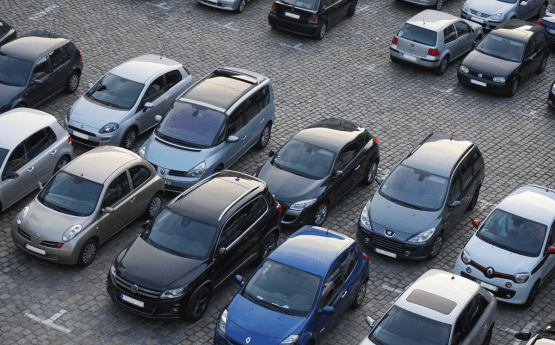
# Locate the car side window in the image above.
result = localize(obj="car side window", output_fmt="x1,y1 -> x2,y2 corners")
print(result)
465,295 -> 485,334
32,56 -> 49,79
3,142 -> 29,177
49,47 -> 70,70
334,139 -> 364,171
142,76 -> 166,104
545,220 -> 555,253
444,25 -> 457,44
164,70 -> 182,89
45,127 -> 57,146
320,260 -> 345,308
526,38 -> 537,58
215,123 -> 227,145
451,313 -> 468,345
260,85 -> 270,108
244,95 -> 261,124
340,249 -> 357,279
218,210 -> 247,248
448,173 -> 462,203
454,22 -> 471,38
537,33 -> 547,50
239,196 -> 268,231
460,158 -> 472,188
470,150 -> 483,174
129,165 -> 151,189
26,128 -> 51,161
102,172 -> 131,208
228,105 -> 245,135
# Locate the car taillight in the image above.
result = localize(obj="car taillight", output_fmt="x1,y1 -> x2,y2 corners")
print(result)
79,53 -> 82,64
277,203 -> 282,213
428,48 -> 440,56
185,68 -> 190,75
363,253 -> 369,261
392,36 -> 398,44
67,133 -> 72,144
310,14 -> 317,23
374,137 -> 379,145
537,19 -> 542,25
271,3 -> 276,12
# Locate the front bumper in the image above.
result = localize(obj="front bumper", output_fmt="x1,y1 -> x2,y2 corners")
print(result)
65,122 -> 122,147
11,223 -> 78,265
278,200 -> 318,228
461,11 -> 502,30
268,13 -> 319,37
390,46 -> 441,69
457,70 -> 510,95
149,165 -> 203,193
197,0 -> 238,11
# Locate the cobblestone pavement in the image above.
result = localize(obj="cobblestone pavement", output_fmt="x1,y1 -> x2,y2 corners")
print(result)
2,0 -> 555,344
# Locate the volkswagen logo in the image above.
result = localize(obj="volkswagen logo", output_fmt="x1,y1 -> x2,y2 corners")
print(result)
246,337 -> 251,344
160,168 -> 166,175
478,73 -> 483,78
486,267 -> 494,278
131,284 -> 139,294
34,233 -> 40,239
385,230 -> 395,237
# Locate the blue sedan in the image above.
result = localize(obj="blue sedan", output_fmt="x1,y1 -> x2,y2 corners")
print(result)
538,7 -> 555,43
214,225 -> 370,345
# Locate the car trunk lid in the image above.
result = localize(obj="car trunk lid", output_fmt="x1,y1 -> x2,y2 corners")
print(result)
396,23 -> 437,58
275,1 -> 316,24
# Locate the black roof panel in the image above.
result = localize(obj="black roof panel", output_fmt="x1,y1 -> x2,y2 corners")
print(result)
406,289 -> 457,315
292,118 -> 367,153
494,19 -> 540,42
0,36 -> 66,61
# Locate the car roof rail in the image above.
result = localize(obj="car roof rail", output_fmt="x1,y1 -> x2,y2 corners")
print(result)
172,173 -> 221,204
218,186 -> 259,221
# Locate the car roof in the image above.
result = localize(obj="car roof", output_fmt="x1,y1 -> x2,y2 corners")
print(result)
63,146 -> 139,184
110,54 -> 182,84
494,19 -> 540,42
0,36 -> 67,62
396,269 -> 479,324
402,132 -> 473,178
407,9 -> 460,31
496,185 -> 555,226
292,118 -> 367,153
268,226 -> 353,277
0,109 -> 59,150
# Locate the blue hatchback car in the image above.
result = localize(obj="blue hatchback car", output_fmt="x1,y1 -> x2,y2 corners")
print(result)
214,226 -> 370,345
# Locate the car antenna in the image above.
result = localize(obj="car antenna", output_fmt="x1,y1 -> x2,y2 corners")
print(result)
422,13 -> 425,25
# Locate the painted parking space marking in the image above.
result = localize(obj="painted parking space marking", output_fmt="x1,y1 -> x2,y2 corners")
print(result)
24,309 -> 70,334
356,5 -> 371,14
431,86 -> 462,97
29,4 -> 60,20
278,42 -> 307,52
147,1 -> 170,10
504,321 -> 537,345
380,283 -> 404,295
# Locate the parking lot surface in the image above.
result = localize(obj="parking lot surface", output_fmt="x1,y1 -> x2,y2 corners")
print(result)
2,0 -> 555,344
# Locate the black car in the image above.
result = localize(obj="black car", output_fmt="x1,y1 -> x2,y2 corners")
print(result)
0,35 -> 83,113
0,18 -> 17,47
515,321 -> 555,344
107,171 -> 281,320
254,118 -> 380,227
268,0 -> 357,40
357,132 -> 485,260
457,19 -> 549,97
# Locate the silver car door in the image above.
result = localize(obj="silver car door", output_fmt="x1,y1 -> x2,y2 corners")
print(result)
226,103 -> 249,166
1,141 -> 34,208
461,292 -> 495,345
243,93 -> 263,149
137,75 -> 168,133
26,128 -> 59,184
162,70 -> 188,110
455,21 -> 474,55
442,24 -> 460,60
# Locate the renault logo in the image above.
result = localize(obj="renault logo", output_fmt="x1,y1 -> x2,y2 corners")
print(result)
385,230 -> 394,237
486,267 -> 494,278
160,168 -> 165,175
131,284 -> 139,294
34,233 -> 40,239
246,337 -> 251,344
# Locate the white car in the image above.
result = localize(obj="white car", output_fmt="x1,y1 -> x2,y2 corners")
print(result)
358,269 -> 497,345
454,185 -> 555,307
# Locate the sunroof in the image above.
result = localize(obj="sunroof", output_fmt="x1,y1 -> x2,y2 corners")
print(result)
406,289 -> 457,315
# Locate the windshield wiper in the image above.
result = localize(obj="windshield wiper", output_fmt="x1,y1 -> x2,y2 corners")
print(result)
89,95 -> 124,109
42,200 -> 82,216
244,291 -> 292,314
384,195 -> 423,210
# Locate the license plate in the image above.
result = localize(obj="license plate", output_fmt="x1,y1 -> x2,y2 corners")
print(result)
206,0 -> 217,3
401,53 -> 418,62
121,294 -> 144,308
470,79 -> 487,87
25,243 -> 46,255
375,248 -> 397,258
164,179 -> 172,185
469,16 -> 484,24
476,280 -> 498,292
284,12 -> 300,19
71,130 -> 88,140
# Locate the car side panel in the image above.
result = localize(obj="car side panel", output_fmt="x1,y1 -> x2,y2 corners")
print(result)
460,290 -> 497,345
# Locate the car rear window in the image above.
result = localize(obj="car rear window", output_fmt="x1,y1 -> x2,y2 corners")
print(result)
398,23 -> 437,47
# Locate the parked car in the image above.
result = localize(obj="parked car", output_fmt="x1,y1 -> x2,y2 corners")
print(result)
457,19 -> 549,97
390,10 -> 483,75
358,269 -> 497,345
197,0 -> 249,13
215,225 -> 370,345
396,0 -> 446,11
254,118 -> 379,227
0,35 -> 83,114
357,132 -> 485,260
515,321 -> 555,344
268,0 -> 358,40
139,67 -> 274,193
454,185 -> 555,307
107,171 -> 281,320
65,55 -> 192,150
538,6 -> 555,44
11,146 -> 164,267
0,108 -> 73,213
461,0 -> 548,30
0,18 -> 16,47
547,80 -> 555,109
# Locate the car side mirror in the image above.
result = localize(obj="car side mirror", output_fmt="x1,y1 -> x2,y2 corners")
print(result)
143,102 -> 154,112
548,246 -> 555,254
520,0 -> 528,5
218,247 -> 227,256
449,201 -> 461,208
227,135 -> 239,143
515,332 -> 532,340
268,150 -> 275,157
334,170 -> 343,179
525,56 -> 534,63
375,177 -> 383,185
319,306 -> 334,314
142,220 -> 150,229
88,83 -> 94,90
38,181 -> 43,190
4,171 -> 19,180
154,115 -> 162,123
235,275 -> 244,287
365,316 -> 375,328
472,219 -> 480,228
31,79 -> 43,86
102,207 -> 114,214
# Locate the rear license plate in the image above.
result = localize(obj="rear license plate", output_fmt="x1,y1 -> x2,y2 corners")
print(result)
71,130 -> 88,140
470,79 -> 487,87
469,16 -> 484,24
375,248 -> 397,258
121,294 -> 144,308
25,243 -> 46,255
164,179 -> 172,185
401,53 -> 418,62
284,12 -> 300,19
476,280 -> 498,292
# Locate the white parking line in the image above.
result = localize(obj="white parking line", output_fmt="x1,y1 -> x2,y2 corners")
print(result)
278,42 -> 307,52
380,283 -> 404,294
24,309 -> 70,334
430,86 -> 462,97
356,5 -> 371,13
29,4 -> 60,20
147,1 -> 170,10
504,321 -> 537,345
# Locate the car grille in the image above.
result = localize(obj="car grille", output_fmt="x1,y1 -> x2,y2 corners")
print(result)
40,241 -> 60,248
18,228 -> 31,241
70,135 -> 99,147
368,233 -> 404,254
467,70 -> 494,81
114,274 -> 163,299
470,260 -> 513,280
68,125 -> 97,137
168,170 -> 188,177
470,9 -> 490,18
460,271 -> 515,299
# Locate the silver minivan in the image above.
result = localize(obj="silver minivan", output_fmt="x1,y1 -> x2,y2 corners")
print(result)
0,108 -> 73,213
461,0 -> 548,30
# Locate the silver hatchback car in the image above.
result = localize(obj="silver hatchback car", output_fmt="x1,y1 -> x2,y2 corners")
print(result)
65,55 -> 193,150
461,0 -> 548,30
391,10 -> 483,75
0,108 -> 73,213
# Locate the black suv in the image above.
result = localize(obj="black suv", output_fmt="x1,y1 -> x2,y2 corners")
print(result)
107,171 -> 281,320
357,132 -> 485,260
0,34 -> 83,113
0,18 -> 17,47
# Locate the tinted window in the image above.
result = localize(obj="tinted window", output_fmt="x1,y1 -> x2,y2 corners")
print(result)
476,34 -> 524,62
526,38 -> 537,57
218,212 -> 244,248
165,70 -> 182,89
32,56 -> 49,76
261,85 -> 270,108
460,158 -> 472,188
0,24 -> 8,35
27,129 -> 51,160
340,249 -> 357,279
228,105 -> 245,135
0,54 -> 32,86
240,196 -> 268,230
536,33 -> 547,49
454,22 -> 471,38
244,96 -> 261,123
321,260 -> 345,307
86,73 -> 145,110
49,47 -> 70,69
280,0 -> 319,10
273,139 -> 335,180
45,127 -> 57,145
102,172 -> 131,208
129,165 -> 151,188
470,150 -> 482,173
3,142 -> 28,175
398,23 -> 437,46
444,25 -> 457,44
452,296 -> 485,345
334,139 -> 364,170
142,76 -> 165,103
448,173 -> 461,203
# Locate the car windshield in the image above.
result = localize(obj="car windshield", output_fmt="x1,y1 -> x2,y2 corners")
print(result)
243,259 -> 321,317
476,34 -> 524,62
0,53 -> 32,87
398,24 -> 437,46
85,73 -> 144,110
141,209 -> 218,260
37,171 -> 103,217
279,0 -> 319,11
0,148 -> 8,169
156,101 -> 226,149
380,164 -> 448,211
272,139 -> 335,180
369,306 -> 451,345
476,209 -> 547,257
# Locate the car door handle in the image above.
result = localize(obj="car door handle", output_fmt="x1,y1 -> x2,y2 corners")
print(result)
354,165 -> 360,171
50,150 -> 57,155
260,118 -> 265,123
27,167 -> 34,172
341,290 -> 348,298
242,135 -> 247,140
130,197 -> 136,204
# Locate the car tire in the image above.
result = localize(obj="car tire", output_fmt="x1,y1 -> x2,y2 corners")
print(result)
536,53 -> 548,74
313,201 -> 329,226
144,193 -> 163,220
524,280 -> 540,308
435,56 -> 449,75
54,155 -> 71,174
255,124 -> 271,149
351,281 -> 367,309
482,323 -> 494,345
347,0 -> 357,16
362,160 -> 378,186
258,233 -> 278,262
466,186 -> 480,211
213,165 -> 224,174
185,286 -> 211,321
433,0 -> 443,10
429,232 -> 443,258
539,2 -> 547,17
315,22 -> 327,40
77,238 -> 98,268
65,71 -> 80,94
120,127 -> 138,150
235,0 -> 246,13
507,77 -> 519,97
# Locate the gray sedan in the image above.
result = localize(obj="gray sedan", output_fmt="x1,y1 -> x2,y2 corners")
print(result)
390,10 -> 483,75
461,0 -> 548,30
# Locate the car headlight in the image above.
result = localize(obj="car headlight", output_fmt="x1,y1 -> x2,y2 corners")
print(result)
218,309 -> 228,336
62,224 -> 83,242
160,286 -> 186,299
360,200 -> 372,231
461,249 -> 472,264
408,228 -> 435,243
490,13 -> 504,21
459,65 -> 469,73
493,77 -> 506,83
462,1 -> 470,12
139,145 -> 146,158
290,199 -> 317,211
184,161 -> 206,178
514,273 -> 529,284
16,206 -> 30,225
279,335 -> 299,345
110,264 -> 116,277
98,122 -> 119,134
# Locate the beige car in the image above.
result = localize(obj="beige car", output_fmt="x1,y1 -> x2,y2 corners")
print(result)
11,146 -> 164,267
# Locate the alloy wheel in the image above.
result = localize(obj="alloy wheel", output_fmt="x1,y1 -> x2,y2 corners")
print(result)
541,55 -> 548,71
436,0 -> 442,10
314,204 -> 328,226
149,196 -> 162,217
193,291 -> 209,318
56,158 -> 69,172
69,75 -> 79,91
319,23 -> 327,39
430,236 -> 443,257
367,163 -> 377,183
511,79 -> 519,95
356,283 -> 366,305
82,243 -> 97,265
440,59 -> 447,73
260,126 -> 270,147
540,3 -> 547,16
239,0 -> 245,12
126,131 -> 137,149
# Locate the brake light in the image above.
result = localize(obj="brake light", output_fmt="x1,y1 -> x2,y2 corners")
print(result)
79,53 -> 82,64
277,203 -> 282,213
271,3 -> 276,12
537,19 -> 542,25
428,48 -> 440,56
392,36 -> 398,44
67,133 -> 71,144
363,253 -> 369,262
374,137 -> 379,145
185,68 -> 191,75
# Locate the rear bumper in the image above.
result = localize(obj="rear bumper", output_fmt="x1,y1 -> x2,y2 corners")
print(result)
457,71 -> 510,95
268,13 -> 319,37
390,46 -> 441,69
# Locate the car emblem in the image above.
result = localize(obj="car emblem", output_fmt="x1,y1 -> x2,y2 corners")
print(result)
34,233 -> 40,239
131,284 -> 139,294
385,230 -> 394,237
160,168 -> 165,175
246,337 -> 251,344
411,43 -> 414,47
478,73 -> 483,78
486,267 -> 494,278
80,125 -> 84,129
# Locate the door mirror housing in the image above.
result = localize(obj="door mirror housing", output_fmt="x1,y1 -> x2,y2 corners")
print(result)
449,201 -> 461,208
102,207 -> 114,214
143,102 -> 154,112
548,246 -> 555,254
520,0 -> 528,5
375,177 -> 383,185
218,247 -> 227,256
31,79 -> 43,86
319,306 -> 334,314
268,150 -> 275,157
227,135 -> 239,143
235,275 -> 244,287
365,316 -> 375,328
142,220 -> 150,229
525,56 -> 534,63
472,219 -> 480,228
87,83 -> 94,90
333,170 -> 343,179
154,115 -> 162,123
4,171 -> 19,180
515,332 -> 532,340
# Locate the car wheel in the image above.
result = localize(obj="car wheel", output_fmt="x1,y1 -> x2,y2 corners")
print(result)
508,77 -> 519,97
536,53 -> 548,74
467,186 -> 480,211
65,71 -> 80,94
315,22 -> 327,40
313,202 -> 329,226
185,286 -> 211,321
235,0 -> 246,13
213,165 -> 223,174
429,233 -> 443,258
120,127 -> 138,150
482,323 -> 494,345
255,124 -> 271,149
144,193 -> 163,220
539,2 -> 547,17
351,281 -> 367,308
435,56 -> 449,75
362,161 -> 378,186
524,281 -> 540,308
77,239 -> 98,267
54,155 -> 71,174
434,0 -> 443,10
347,0 -> 357,16
259,233 -> 278,261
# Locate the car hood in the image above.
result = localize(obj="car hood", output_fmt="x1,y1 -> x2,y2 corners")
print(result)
257,162 -> 323,203
142,134 -> 210,172
21,200 -> 88,242
69,96 -> 129,130
370,192 -> 441,238
116,237 -> 204,290
465,235 -> 537,273
227,294 -> 306,339
0,83 -> 22,110
463,50 -> 520,78
467,0 -> 515,15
